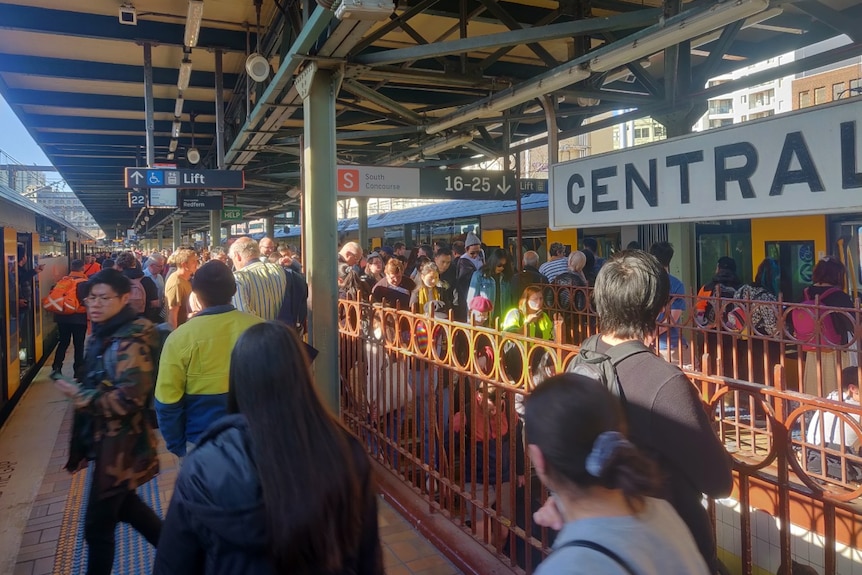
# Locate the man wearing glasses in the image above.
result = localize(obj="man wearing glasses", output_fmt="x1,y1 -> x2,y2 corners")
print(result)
53,268 -> 162,575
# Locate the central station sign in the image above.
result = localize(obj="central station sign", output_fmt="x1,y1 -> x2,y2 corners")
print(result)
549,99 -> 862,229
336,166 -> 543,200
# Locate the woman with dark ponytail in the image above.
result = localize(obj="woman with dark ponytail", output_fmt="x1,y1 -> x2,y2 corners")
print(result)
154,321 -> 383,575
525,373 -> 708,575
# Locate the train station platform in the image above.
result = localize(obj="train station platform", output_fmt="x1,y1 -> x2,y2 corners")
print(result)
0,357 -> 465,575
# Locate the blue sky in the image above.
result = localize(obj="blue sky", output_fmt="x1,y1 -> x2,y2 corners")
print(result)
0,94 -> 64,186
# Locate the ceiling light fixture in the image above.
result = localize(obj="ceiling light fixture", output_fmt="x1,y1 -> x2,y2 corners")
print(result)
335,0 -> 395,21
172,120 -> 182,138
589,0 -> 769,72
174,96 -> 184,118
184,0 -> 204,48
169,139 -> 178,152
177,57 -> 193,91
167,153 -> 175,160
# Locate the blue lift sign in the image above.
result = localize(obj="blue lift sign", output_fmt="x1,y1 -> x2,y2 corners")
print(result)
124,168 -> 245,190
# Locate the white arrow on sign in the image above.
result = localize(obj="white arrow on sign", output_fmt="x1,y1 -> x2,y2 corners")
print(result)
496,176 -> 511,196
130,171 -> 144,185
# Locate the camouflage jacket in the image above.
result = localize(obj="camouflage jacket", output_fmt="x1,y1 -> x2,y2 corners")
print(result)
66,306 -> 160,500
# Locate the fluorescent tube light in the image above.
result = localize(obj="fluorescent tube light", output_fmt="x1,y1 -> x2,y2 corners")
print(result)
177,58 -> 193,91
590,0 -> 769,72
174,97 -> 184,118
422,134 -> 473,156
335,0 -> 394,21
172,120 -> 182,138
169,139 -> 178,152
167,153 -> 175,160
184,1 -> 204,48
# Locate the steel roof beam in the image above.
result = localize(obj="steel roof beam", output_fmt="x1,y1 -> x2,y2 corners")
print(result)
341,79 -> 424,124
0,54 -> 238,90
38,133 -> 213,146
25,115 -> 216,134
355,9 -> 659,66
0,3 -> 250,52
795,1 -> 862,43
3,89 -> 217,116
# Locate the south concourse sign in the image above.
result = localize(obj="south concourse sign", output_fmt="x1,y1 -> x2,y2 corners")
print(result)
549,99 -> 862,229
336,166 -> 420,198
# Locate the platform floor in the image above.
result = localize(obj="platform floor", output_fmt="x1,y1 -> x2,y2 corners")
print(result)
1,357 -> 462,575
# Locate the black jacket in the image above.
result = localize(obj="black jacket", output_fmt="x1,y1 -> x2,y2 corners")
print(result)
153,414 -> 383,575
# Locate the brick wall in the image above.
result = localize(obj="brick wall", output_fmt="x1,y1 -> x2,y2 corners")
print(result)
792,64 -> 862,110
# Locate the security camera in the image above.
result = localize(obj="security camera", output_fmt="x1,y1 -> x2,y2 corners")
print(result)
119,3 -> 137,25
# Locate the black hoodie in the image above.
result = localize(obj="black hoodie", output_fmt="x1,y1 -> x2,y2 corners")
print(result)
153,414 -> 383,575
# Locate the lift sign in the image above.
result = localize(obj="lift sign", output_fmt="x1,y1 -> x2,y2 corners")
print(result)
549,99 -> 862,229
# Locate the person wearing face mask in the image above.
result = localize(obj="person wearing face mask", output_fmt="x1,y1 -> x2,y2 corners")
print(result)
502,286 -> 554,340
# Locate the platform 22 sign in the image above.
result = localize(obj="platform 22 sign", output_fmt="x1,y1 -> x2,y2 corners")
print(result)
549,99 -> 862,229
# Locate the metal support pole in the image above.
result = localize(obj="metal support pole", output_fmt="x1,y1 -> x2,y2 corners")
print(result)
264,216 -> 276,237
299,64 -> 339,411
143,43 -> 155,167
172,216 -> 182,251
215,50 -> 226,169
357,198 -> 369,253
211,49 -> 225,247
157,230 -> 164,251
210,210 -> 222,248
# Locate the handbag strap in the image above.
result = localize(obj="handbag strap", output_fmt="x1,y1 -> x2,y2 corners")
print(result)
553,539 -> 637,575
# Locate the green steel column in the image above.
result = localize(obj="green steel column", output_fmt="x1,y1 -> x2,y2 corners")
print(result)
264,216 -> 276,237
299,64 -> 339,411
210,210 -> 222,248
172,216 -> 181,251
357,198 -> 369,252
157,230 -> 163,251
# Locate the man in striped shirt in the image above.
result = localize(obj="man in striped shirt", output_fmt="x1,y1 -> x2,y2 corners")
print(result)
538,242 -> 569,282
228,237 -> 287,320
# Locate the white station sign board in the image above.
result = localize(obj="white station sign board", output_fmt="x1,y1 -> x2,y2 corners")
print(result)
336,165 -> 420,198
549,99 -> 862,229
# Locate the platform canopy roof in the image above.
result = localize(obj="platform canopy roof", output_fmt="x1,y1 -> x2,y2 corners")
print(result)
0,0 -> 860,237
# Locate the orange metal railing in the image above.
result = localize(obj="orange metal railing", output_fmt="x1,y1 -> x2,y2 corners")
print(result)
338,293 -> 862,575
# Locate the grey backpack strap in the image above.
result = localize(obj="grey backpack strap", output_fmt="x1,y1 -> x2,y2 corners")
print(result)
555,540 -> 638,575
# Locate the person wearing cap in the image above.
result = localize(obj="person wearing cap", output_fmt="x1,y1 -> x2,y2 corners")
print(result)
539,242 -> 569,283
155,261 -> 264,458
456,232 -> 484,321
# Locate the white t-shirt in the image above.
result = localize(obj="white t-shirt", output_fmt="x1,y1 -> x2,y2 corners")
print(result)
806,390 -> 861,449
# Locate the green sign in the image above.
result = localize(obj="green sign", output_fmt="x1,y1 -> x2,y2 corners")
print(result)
222,207 -> 243,221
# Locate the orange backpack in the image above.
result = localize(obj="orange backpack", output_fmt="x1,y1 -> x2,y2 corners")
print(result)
42,276 -> 87,315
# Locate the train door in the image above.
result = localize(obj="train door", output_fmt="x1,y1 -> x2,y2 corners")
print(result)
764,240 -> 814,303
505,230 -> 548,266
1,228 -> 20,403
695,221 -> 752,289
577,229 -> 621,260
16,233 -> 37,375
832,219 -> 862,299
31,236 -> 43,363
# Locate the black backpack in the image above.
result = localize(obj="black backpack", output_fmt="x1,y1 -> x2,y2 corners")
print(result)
278,267 -> 309,330
565,334 -> 652,400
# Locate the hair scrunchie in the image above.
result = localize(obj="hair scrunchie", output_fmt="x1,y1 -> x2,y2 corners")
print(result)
585,431 -> 632,477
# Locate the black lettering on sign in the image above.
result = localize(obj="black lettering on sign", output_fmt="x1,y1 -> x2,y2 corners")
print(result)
625,160 -> 658,209
769,131 -> 824,196
715,142 -> 758,201
842,121 -> 862,189
567,173 -> 585,213
666,150 -> 704,204
592,166 -> 618,212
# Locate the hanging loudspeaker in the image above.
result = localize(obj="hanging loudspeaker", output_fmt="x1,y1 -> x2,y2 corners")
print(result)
246,53 -> 270,83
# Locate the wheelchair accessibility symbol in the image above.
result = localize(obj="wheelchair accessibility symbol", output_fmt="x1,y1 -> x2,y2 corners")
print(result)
146,170 -> 164,186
